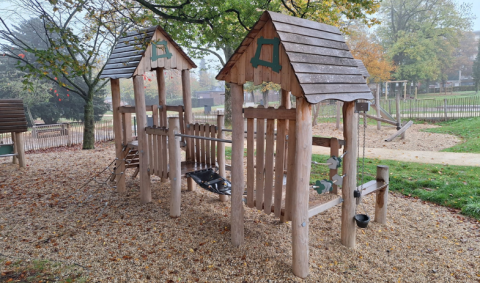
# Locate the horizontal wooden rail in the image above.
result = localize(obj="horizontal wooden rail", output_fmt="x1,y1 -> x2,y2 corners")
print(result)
243,107 -> 296,120
312,137 -> 345,148
357,180 -> 388,196
145,127 -> 168,135
119,105 -> 155,113
175,133 -> 232,143
308,197 -> 343,218
361,113 -> 397,126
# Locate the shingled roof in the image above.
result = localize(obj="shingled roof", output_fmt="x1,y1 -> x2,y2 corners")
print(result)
100,26 -> 196,80
355,59 -> 370,78
0,99 -> 27,134
216,11 -> 373,103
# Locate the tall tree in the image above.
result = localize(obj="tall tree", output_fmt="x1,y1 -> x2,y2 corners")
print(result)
473,40 -> 480,93
0,0 -> 140,149
347,29 -> 395,84
106,0 -> 382,122
377,0 -> 473,86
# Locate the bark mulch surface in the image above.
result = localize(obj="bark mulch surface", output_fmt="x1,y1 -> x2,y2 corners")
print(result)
1,143 -> 479,282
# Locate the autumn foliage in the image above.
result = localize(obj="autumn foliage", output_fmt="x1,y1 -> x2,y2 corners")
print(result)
347,31 -> 395,83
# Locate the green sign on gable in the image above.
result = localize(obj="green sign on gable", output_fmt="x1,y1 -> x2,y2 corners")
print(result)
151,40 -> 172,61
250,37 -> 282,73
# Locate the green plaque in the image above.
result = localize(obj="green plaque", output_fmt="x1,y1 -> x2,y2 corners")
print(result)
250,36 -> 282,73
151,40 -> 172,61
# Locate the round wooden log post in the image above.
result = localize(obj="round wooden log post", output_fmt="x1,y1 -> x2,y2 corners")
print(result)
111,79 -> 126,194
292,96 -> 312,278
168,117 -> 182,217
341,101 -> 358,248
11,132 -> 17,164
133,75 -> 151,204
15,132 -> 25,168
375,165 -> 389,224
230,83 -> 245,246
217,114 -> 228,202
156,68 -> 167,183
395,92 -> 404,139
375,84 -> 381,130
329,138 -> 339,195
181,70 -> 193,125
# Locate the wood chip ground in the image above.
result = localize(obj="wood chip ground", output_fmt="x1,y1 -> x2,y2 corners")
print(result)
1,143 -> 479,282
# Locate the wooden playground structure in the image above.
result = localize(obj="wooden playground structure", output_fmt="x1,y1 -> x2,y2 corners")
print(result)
0,99 -> 27,168
100,12 -> 391,278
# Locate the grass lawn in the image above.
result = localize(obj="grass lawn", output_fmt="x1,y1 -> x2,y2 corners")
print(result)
422,117 -> 480,153
0,258 -> 87,282
225,147 -> 480,220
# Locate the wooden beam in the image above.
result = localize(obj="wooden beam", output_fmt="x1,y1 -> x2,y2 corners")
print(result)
156,68 -> 167,182
341,101 -> 357,248
375,165 -> 389,224
168,117 -> 181,217
312,136 -> 345,148
361,113 -> 397,126
292,96 -> 312,278
119,105 -> 154,113
385,120 -> 413,142
133,75 -> 151,204
111,79 -> 126,194
230,83 -> 245,247
145,127 -> 168,135
243,107 -> 296,120
308,197 -> 343,218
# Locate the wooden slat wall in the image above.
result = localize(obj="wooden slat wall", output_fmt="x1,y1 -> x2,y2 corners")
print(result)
245,105 -> 296,219
145,127 -> 169,178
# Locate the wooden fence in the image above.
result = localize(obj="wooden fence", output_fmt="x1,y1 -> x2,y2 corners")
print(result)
377,96 -> 480,121
0,120 -> 114,151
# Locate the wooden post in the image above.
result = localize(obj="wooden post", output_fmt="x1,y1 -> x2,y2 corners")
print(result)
15,132 -> 25,168
182,70 -> 193,126
168,117 -> 181,217
111,79 -> 126,194
292,97 -> 312,278
336,101 -> 341,130
341,101 -> 357,248
217,114 -> 228,202
230,83 -> 244,247
385,82 -> 388,100
133,75 -> 151,204
156,68 -> 168,182
66,123 -> 72,147
395,92 -> 404,139
122,113 -> 132,144
281,89 -> 290,173
375,83 -> 381,130
329,138 -> 339,194
444,99 -> 448,121
375,165 -> 389,224
415,86 -> 417,99
403,82 -> 407,100
11,132 -> 17,164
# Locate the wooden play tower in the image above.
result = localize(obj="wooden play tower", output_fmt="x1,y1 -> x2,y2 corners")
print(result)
99,26 -> 197,203
216,11 -> 388,278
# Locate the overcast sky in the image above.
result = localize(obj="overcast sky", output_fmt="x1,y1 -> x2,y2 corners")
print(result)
455,0 -> 480,31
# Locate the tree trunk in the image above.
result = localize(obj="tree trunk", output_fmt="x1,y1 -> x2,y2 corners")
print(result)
222,45 -> 235,124
82,96 -> 95,149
